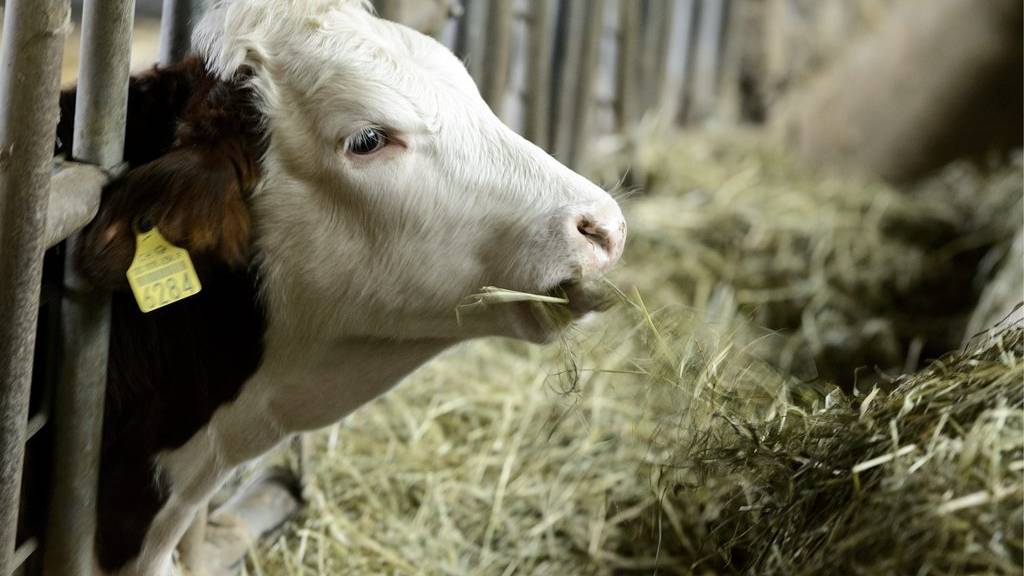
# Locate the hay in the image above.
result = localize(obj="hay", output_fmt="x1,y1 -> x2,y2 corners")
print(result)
619,128 -> 1023,386
252,131 -> 1023,575
456,287 -> 571,330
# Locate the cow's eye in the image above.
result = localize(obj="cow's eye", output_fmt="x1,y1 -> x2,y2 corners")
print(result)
347,127 -> 388,156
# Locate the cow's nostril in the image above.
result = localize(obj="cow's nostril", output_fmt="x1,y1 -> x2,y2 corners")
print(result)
576,216 -> 613,253
577,218 -> 605,249
572,206 -> 626,273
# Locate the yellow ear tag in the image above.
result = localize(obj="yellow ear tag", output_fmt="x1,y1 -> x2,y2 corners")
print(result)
126,227 -> 202,313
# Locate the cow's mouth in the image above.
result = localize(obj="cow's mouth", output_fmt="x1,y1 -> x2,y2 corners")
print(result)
513,278 -> 614,342
548,278 -> 614,316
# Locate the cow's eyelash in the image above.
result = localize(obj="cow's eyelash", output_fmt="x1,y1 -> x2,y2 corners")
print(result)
346,126 -> 390,156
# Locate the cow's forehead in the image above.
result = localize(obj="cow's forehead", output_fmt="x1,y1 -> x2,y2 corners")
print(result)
203,0 -> 479,129
198,0 -> 470,88
303,9 -> 476,101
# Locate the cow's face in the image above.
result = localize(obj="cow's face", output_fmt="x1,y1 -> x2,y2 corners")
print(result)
191,0 -> 626,343
76,0 -> 622,347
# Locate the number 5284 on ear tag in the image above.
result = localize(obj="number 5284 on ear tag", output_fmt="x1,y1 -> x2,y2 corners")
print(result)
126,227 -> 202,313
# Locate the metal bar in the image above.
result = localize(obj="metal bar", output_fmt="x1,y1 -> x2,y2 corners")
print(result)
439,5 -> 462,50
566,0 -> 603,168
482,0 -> 514,113
638,0 -> 667,111
463,0 -> 490,84
44,162 -> 108,250
615,0 -> 642,132
24,414 -> 47,444
372,0 -> 401,21
160,0 -> 206,65
0,0 -> 71,572
525,0 -> 554,149
10,539 -> 37,575
659,0 -> 696,124
688,0 -> 729,121
43,1 -> 136,574
553,0 -> 585,163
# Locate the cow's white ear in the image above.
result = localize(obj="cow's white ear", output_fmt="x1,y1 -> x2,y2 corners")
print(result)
193,0 -> 269,80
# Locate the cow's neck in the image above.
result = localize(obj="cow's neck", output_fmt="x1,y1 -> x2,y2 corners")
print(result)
98,258 -> 453,570
99,262 -> 264,570
253,328 -> 457,434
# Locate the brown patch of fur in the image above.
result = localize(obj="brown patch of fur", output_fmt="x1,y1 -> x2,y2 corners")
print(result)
75,60 -> 266,288
58,60 -> 271,572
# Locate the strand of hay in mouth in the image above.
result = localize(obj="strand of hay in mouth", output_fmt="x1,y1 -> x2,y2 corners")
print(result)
462,287 -> 571,307
456,286 -> 568,323
455,286 -> 573,334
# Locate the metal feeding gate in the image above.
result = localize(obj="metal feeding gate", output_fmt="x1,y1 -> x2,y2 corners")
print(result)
0,1 -> 205,574
0,0 -> 728,574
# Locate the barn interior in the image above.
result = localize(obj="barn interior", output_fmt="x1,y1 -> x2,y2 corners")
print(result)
13,0 -> 1023,574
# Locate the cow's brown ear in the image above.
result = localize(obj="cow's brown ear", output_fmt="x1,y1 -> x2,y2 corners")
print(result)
76,143 -> 255,290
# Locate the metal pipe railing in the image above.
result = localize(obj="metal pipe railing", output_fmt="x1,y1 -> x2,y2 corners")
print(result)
160,0 -> 206,65
481,0 -> 513,111
0,0 -> 72,573
43,1 -> 136,574
525,0 -> 555,150
44,162 -> 107,250
689,0 -> 729,121
554,0 -> 603,168
660,0 -> 697,124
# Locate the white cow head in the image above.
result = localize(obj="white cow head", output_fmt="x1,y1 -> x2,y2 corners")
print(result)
190,0 -> 625,344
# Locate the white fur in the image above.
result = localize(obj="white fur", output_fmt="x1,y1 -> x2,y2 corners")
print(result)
116,1 -> 624,574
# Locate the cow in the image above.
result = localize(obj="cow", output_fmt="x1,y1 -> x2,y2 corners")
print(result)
55,1 -> 625,574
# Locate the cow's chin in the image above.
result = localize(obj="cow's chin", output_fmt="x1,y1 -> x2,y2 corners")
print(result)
502,279 -> 613,344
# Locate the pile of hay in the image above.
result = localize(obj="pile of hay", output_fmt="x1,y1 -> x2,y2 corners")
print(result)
253,131 -> 1022,575
621,130 -> 1022,386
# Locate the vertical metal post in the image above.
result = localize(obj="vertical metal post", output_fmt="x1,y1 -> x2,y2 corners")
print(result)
553,1 -> 585,163
0,0 -> 71,573
659,0 -> 697,124
555,0 -> 602,168
43,1 -> 135,574
615,0 -> 642,132
160,0 -> 206,65
372,0 -> 401,21
639,0 -> 671,111
688,0 -> 729,121
525,0 -> 555,149
481,0 -> 514,113
462,0 -> 490,83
